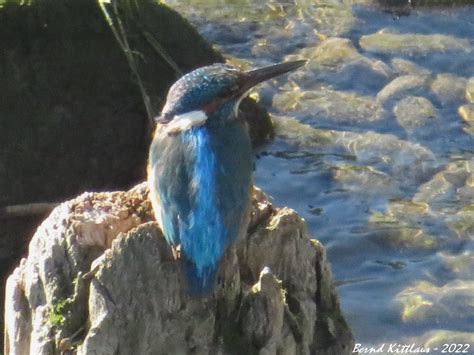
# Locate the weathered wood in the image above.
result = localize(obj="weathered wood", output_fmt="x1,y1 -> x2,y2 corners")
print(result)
4,183 -> 354,355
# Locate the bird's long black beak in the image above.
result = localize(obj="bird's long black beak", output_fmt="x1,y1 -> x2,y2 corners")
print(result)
241,60 -> 307,92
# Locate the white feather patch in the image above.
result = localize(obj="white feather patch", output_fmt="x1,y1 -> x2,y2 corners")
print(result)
164,110 -> 208,135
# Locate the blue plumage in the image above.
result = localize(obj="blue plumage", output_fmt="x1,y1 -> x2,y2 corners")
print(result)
150,116 -> 252,294
180,128 -> 227,290
148,60 -> 306,294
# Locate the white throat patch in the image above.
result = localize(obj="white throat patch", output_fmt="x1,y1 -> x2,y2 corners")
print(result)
164,110 -> 208,135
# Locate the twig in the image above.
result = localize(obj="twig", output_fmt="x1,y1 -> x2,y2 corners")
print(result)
135,21 -> 182,77
97,0 -> 154,135
0,202 -> 58,219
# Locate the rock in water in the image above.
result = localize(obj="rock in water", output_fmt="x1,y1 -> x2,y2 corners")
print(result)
4,183 -> 354,355
360,32 -> 470,56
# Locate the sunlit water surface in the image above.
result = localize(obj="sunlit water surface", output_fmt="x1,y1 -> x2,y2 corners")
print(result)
166,0 -> 474,349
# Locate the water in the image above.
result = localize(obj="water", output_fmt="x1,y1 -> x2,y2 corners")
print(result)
166,0 -> 474,349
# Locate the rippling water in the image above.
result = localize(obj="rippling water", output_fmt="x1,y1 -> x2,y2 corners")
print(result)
166,0 -> 474,349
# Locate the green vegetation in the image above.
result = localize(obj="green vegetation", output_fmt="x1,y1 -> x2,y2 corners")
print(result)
48,298 -> 74,327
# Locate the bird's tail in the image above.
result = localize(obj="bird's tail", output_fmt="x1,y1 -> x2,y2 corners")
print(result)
183,258 -> 218,296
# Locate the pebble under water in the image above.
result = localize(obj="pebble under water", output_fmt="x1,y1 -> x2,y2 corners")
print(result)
165,0 -> 474,349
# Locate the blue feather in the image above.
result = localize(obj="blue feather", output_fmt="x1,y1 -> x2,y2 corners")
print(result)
180,128 -> 228,293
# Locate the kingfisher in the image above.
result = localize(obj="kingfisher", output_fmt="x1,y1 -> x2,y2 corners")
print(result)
148,60 -> 306,294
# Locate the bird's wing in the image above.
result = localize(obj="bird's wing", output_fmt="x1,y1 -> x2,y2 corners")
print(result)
148,131 -> 191,247
212,121 -> 253,245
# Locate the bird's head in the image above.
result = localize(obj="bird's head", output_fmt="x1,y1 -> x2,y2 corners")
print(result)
157,60 -> 306,133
